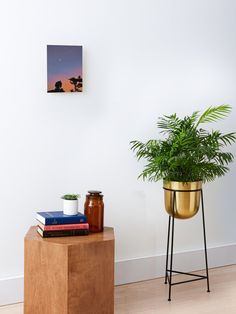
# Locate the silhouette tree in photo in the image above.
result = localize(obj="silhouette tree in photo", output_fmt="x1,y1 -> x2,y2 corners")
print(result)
69,76 -> 83,92
77,76 -> 83,90
48,80 -> 65,93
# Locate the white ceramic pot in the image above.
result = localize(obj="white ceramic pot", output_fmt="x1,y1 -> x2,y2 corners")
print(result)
63,199 -> 78,215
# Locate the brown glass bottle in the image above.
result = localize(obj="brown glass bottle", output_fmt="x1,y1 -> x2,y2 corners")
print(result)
84,191 -> 104,233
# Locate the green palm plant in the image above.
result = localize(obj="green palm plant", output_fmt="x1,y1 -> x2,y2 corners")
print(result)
130,105 -> 236,183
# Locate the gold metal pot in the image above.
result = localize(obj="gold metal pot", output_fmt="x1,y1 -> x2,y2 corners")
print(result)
163,181 -> 202,219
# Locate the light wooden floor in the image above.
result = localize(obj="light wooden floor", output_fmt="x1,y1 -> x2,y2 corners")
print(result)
0,265 -> 236,314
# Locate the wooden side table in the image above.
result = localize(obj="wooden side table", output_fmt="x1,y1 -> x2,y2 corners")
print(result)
24,226 -> 114,314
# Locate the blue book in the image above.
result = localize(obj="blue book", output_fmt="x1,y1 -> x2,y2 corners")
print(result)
36,211 -> 87,225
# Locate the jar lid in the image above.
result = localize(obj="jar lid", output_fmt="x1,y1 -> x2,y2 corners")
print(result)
88,190 -> 102,195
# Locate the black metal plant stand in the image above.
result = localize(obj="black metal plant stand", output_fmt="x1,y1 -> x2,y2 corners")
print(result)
164,187 -> 210,301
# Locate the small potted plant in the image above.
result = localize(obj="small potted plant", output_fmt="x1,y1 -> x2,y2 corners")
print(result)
62,194 -> 80,215
130,105 -> 236,219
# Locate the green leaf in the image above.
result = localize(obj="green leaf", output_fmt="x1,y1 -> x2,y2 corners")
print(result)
196,104 -> 232,126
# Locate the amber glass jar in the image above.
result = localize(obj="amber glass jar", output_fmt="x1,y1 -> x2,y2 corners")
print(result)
84,190 -> 104,233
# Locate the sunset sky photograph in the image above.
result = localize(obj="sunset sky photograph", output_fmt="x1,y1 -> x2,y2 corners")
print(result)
47,45 -> 83,93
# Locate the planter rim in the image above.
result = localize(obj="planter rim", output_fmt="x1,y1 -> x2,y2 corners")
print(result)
163,179 -> 203,183
163,180 -> 202,191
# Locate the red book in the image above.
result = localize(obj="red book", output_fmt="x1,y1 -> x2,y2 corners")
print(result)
37,221 -> 89,231
37,227 -> 89,238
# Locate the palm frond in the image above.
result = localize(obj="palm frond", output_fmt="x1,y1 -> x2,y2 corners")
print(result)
213,152 -> 234,165
157,114 -> 181,134
190,111 -> 200,124
196,104 -> 232,126
219,132 -> 236,145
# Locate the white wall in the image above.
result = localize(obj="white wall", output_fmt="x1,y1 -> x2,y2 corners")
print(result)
0,0 -> 236,303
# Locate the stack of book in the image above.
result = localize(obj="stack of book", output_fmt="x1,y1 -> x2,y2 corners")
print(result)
36,211 -> 89,238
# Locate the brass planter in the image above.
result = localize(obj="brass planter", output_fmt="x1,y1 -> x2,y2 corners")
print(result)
164,181 -> 202,219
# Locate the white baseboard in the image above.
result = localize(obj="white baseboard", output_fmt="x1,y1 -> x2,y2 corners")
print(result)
115,243 -> 236,285
0,276 -> 24,306
1,243 -> 236,306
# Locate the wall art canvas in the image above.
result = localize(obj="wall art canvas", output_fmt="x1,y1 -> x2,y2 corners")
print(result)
47,45 -> 83,93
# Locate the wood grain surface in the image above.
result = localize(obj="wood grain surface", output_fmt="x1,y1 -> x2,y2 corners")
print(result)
24,226 -> 114,314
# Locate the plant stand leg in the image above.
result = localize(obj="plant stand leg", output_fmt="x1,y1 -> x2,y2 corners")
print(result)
201,189 -> 210,293
168,191 -> 176,301
165,215 -> 171,284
